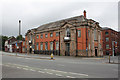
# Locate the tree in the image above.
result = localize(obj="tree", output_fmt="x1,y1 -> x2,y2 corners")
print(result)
0,35 -> 9,51
16,35 -> 23,40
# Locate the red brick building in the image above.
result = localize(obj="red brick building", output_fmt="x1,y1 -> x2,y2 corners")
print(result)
118,31 -> 120,55
102,27 -> 119,56
25,10 -> 103,57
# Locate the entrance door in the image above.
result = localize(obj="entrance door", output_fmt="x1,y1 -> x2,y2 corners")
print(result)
30,48 -> 32,53
95,49 -> 97,56
65,43 -> 70,56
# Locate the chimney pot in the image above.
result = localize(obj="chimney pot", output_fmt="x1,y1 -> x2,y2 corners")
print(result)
83,10 -> 86,18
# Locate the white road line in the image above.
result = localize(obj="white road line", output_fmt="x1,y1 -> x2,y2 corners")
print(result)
30,69 -> 36,72
51,70 -> 56,71
69,72 -> 88,76
25,58 -> 30,59
55,70 -> 67,73
56,74 -> 62,77
23,68 -> 29,70
46,72 -> 53,74
44,69 -> 47,70
5,65 -> 10,67
17,67 -> 22,69
38,71 -> 45,73
17,57 -> 22,58
66,76 -> 75,78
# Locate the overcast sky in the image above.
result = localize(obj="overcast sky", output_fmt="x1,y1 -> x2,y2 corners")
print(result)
1,0 -> 119,37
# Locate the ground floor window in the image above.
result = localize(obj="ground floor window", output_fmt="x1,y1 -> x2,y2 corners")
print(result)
36,43 -> 39,50
56,42 -> 59,50
106,51 -> 109,55
40,43 -> 43,50
45,42 -> 48,50
50,42 -> 53,50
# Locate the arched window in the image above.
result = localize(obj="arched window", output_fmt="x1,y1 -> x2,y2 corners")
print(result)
66,27 -> 70,37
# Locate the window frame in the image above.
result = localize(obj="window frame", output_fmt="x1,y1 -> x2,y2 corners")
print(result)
45,42 -> 48,50
40,42 -> 43,50
45,34 -> 48,38
50,33 -> 53,37
56,32 -> 59,37
78,30 -> 81,37
40,34 -> 43,38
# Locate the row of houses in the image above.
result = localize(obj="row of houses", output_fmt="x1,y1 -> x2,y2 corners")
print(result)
5,10 -> 120,56
5,36 -> 26,53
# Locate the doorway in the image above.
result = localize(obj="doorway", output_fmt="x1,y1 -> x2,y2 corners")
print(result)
30,48 -> 32,53
65,43 -> 70,56
95,49 -> 97,56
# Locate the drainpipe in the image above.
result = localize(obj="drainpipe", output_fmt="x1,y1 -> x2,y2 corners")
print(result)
76,28 -> 78,57
86,25 -> 88,57
59,29 -> 60,56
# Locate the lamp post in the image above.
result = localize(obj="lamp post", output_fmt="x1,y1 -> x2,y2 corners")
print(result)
112,41 -> 115,63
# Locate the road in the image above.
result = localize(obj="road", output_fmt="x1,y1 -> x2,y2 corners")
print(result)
1,51 -> 118,78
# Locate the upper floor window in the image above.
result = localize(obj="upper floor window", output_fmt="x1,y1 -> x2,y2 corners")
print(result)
23,42 -> 25,45
45,34 -> 48,38
40,34 -> 43,38
78,30 -> 81,37
56,32 -> 59,37
106,44 -> 109,49
50,33 -> 53,37
94,29 -> 97,40
36,35 -> 39,39
66,28 -> 70,37
105,32 -> 109,35
105,37 -> 109,42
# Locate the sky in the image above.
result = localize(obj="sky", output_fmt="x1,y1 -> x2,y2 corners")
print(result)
1,0 -> 119,37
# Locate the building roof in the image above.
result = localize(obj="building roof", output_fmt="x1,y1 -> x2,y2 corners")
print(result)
36,15 -> 87,31
102,27 -> 118,32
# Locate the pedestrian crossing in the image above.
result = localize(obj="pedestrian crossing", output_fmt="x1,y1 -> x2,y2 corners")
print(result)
2,63 -> 88,78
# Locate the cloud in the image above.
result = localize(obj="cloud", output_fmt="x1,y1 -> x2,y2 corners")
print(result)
2,0 -> 119,37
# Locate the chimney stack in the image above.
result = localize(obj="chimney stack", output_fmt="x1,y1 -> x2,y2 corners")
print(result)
19,20 -> 21,36
83,10 -> 86,18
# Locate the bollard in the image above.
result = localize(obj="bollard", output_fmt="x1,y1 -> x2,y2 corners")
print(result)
51,53 -> 53,59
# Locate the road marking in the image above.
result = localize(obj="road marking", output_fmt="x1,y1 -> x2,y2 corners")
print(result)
46,72 -> 53,74
30,69 -> 36,72
25,58 -> 30,59
23,68 -> 29,70
56,74 -> 62,77
17,57 -> 22,58
17,67 -> 22,69
55,70 -> 67,73
44,69 -> 47,70
51,70 -> 56,71
69,72 -> 88,76
38,71 -> 45,73
66,76 -> 75,78
5,65 -> 10,67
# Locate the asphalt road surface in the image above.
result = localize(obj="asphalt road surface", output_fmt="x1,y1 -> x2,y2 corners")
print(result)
1,51 -> 118,78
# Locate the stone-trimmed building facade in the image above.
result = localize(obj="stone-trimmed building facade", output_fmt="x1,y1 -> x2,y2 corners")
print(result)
25,11 -> 103,57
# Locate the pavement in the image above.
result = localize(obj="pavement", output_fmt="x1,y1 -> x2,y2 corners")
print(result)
1,51 -> 119,78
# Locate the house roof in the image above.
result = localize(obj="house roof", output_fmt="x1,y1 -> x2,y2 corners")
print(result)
36,15 -> 87,31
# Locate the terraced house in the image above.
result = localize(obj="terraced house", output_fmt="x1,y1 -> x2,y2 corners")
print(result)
25,10 -> 103,57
